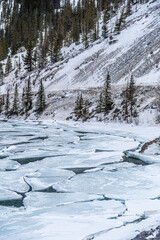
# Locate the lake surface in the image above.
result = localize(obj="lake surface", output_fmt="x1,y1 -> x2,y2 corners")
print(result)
0,120 -> 160,240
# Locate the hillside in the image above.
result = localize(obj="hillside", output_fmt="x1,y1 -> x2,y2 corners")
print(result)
0,0 -> 159,123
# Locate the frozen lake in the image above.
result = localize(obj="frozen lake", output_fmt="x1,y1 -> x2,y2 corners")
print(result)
0,120 -> 160,240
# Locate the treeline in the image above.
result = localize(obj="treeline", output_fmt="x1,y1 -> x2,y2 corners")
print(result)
73,73 -> 138,122
73,76 -> 160,123
0,0 -> 148,62
0,79 -> 46,116
0,73 -> 136,120
0,73 -> 159,123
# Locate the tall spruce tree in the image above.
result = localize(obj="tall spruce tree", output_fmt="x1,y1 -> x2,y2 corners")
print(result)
102,7 -> 109,39
119,7 -> 126,27
51,40 -> 62,63
122,82 -> 129,121
83,34 -> 89,49
74,93 -> 84,113
38,33 -> 48,68
21,87 -> 26,111
92,23 -> 99,42
23,41 -> 35,72
81,100 -> 90,121
39,43 -> 48,68
102,72 -> 113,113
36,79 -> 46,113
72,17 -> 80,44
114,7 -> 126,34
102,21 -> 108,39
96,92 -> 103,113
5,89 -> 10,115
128,74 -> 136,116
48,29 -> 55,63
74,93 -> 90,120
49,41 -> 55,63
1,94 -> 4,106
12,83 -> 19,115
74,93 -> 83,119
0,97 -> 3,113
33,49 -> 38,68
0,64 -> 4,86
18,57 -> 21,72
126,0 -> 132,17
5,55 -> 12,75
25,77 -> 32,112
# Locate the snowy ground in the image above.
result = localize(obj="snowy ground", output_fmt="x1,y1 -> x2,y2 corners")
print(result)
0,120 -> 159,240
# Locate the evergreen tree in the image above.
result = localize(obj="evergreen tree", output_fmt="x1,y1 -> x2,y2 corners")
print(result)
74,93 -> 90,121
0,64 -> 4,86
120,7 -> 126,26
75,93 -> 84,110
126,0 -> 132,17
96,21 -> 100,40
102,7 -> 109,39
92,23 -> 99,42
122,82 -> 129,121
1,94 -> 5,106
12,83 -> 19,115
115,7 -> 126,34
128,74 -> 136,116
96,92 -> 103,113
33,49 -> 38,68
18,57 -> 21,72
124,83 -> 129,118
5,89 -> 10,115
0,97 -> 3,113
102,21 -> 108,39
74,93 -> 85,119
81,100 -> 90,121
122,75 -> 137,121
5,55 -> 12,75
23,41 -> 34,72
21,87 -> 26,111
36,79 -> 46,113
114,19 -> 121,34
0,39 -> 8,61
50,40 -> 62,63
48,28 -> 55,63
25,77 -> 32,112
38,36 -> 48,68
156,85 -> 160,111
15,69 -> 18,78
83,34 -> 89,49
49,41 -> 54,63
72,17 -> 80,44
102,72 -> 114,113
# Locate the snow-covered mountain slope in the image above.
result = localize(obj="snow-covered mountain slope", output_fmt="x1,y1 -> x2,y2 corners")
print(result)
0,0 -> 159,123
49,0 -> 160,90
42,1 -> 159,90
1,0 -> 160,93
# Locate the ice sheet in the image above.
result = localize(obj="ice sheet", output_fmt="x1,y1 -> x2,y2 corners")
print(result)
0,120 -> 160,240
